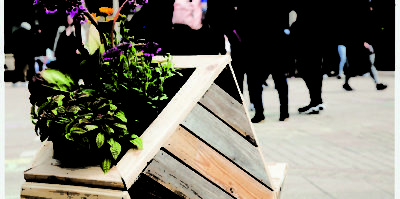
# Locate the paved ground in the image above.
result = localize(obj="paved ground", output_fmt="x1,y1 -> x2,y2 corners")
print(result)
4,71 -> 395,199
244,72 -> 395,199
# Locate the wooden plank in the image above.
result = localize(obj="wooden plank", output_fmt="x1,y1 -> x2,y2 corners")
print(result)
128,174 -> 185,199
143,150 -> 233,199
24,141 -> 125,190
182,104 -> 272,188
29,141 -> 53,169
199,83 -> 256,145
21,182 -> 130,199
164,127 -> 274,199
213,64 -> 243,103
153,55 -> 231,69
117,55 -> 231,189
266,163 -> 288,199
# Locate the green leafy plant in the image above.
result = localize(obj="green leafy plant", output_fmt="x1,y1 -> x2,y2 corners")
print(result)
30,0 -> 179,173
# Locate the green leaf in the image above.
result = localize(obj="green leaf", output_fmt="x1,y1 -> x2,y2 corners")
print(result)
159,95 -> 168,100
104,124 -> 114,134
114,123 -> 127,130
109,104 -> 117,111
87,24 -> 102,55
101,158 -> 112,174
70,127 -> 86,134
51,109 -> 58,115
85,125 -> 99,131
96,133 -> 105,148
41,69 -> 75,91
114,111 -> 127,123
55,95 -> 65,106
67,106 -> 81,114
130,137 -> 143,150
108,138 -> 121,160
65,133 -> 74,141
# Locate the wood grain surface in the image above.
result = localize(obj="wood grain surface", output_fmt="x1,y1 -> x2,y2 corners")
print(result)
164,127 -> 274,199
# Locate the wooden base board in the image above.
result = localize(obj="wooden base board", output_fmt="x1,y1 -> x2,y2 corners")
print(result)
21,182 -> 130,199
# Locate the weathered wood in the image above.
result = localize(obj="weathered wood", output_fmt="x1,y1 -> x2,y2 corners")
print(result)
117,55 -> 231,189
21,182 -> 130,199
182,104 -> 272,188
199,83 -> 256,145
164,127 -> 274,199
266,163 -> 288,199
153,55 -> 231,69
30,141 -> 53,169
24,142 -> 125,190
129,174 -> 185,199
213,64 -> 243,103
143,150 -> 233,199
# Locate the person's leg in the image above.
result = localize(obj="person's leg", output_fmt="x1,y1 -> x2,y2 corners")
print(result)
338,45 -> 347,78
272,72 -> 289,121
247,71 -> 265,123
342,45 -> 354,91
368,51 -> 388,90
297,55 -> 324,114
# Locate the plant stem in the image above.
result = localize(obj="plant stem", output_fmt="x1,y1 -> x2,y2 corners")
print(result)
83,12 -> 107,45
111,0 -> 133,47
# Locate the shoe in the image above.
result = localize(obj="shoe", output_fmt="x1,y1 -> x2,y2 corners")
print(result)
298,104 -> 319,114
376,83 -> 387,90
337,74 -> 344,79
315,103 -> 325,111
251,114 -> 265,123
279,113 -> 289,121
343,83 -> 353,91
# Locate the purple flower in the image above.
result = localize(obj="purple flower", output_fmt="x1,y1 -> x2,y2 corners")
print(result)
45,8 -> 57,14
138,42 -> 162,57
128,0 -> 148,10
103,42 -> 133,60
34,0 -> 88,24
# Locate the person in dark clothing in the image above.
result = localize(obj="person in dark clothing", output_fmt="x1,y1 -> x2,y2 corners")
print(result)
232,1 -> 291,122
12,22 -> 35,84
51,15 -> 82,81
290,1 -> 327,114
334,0 -> 387,91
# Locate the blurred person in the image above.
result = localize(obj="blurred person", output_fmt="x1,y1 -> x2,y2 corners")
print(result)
50,14 -> 83,81
235,1 -> 290,123
333,0 -> 387,91
12,22 -> 35,84
290,0 -> 328,114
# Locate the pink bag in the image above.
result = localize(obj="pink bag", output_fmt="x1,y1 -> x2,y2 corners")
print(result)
172,0 -> 202,30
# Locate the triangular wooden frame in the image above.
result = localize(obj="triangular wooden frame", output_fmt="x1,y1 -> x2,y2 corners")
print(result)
21,55 -> 287,199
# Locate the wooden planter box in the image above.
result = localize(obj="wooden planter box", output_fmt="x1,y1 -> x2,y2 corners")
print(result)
21,55 -> 287,199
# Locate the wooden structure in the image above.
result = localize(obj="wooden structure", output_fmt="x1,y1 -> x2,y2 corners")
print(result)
21,55 -> 287,199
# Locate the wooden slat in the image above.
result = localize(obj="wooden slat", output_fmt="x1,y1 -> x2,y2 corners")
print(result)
24,142 -> 125,190
182,104 -> 272,188
30,141 -> 53,169
143,150 -> 233,199
128,174 -> 186,199
213,64 -> 243,103
266,163 -> 288,199
164,127 -> 274,199
199,83 -> 256,144
117,55 -> 231,189
153,55 -> 231,69
21,182 -> 130,199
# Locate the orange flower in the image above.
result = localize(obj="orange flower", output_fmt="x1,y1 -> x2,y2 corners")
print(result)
99,7 -> 114,15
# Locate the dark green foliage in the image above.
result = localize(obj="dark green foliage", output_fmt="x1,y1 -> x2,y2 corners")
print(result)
29,9 -> 179,173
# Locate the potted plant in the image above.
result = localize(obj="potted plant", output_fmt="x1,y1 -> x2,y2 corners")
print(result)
29,0 -> 181,173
